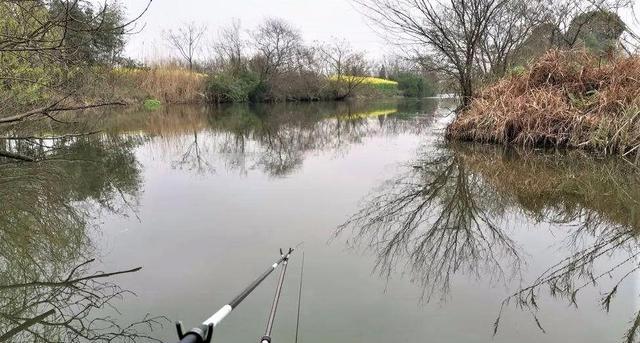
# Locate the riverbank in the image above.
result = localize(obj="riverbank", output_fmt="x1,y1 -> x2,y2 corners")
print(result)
108,66 -> 406,107
446,50 -> 640,157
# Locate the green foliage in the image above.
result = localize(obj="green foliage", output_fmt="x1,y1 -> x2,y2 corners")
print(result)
143,99 -> 161,111
393,73 -> 436,98
49,1 -> 126,65
0,2 -> 65,110
567,10 -> 625,54
0,0 -> 128,116
206,71 -> 261,103
513,10 -> 625,67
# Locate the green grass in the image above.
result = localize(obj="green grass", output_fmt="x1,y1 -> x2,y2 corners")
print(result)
143,99 -> 161,111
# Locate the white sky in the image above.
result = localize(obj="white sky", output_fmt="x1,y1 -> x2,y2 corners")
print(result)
121,0 -> 387,63
120,0 -> 639,63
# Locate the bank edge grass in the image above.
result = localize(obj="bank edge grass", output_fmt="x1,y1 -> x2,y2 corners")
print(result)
446,49 -> 640,157
112,67 -> 207,105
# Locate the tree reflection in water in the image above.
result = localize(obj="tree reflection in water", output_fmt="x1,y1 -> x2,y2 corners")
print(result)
337,143 -> 522,301
0,136 -> 164,342
103,99 -> 439,177
208,100 -> 438,177
337,142 -> 640,341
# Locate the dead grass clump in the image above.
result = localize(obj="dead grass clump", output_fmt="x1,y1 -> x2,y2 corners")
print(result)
446,49 -> 640,156
111,67 -> 207,104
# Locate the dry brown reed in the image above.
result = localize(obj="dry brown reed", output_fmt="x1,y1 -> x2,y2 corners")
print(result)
446,50 -> 640,156
110,65 -> 207,105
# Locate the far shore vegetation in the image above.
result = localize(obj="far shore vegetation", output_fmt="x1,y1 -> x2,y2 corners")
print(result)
110,18 -> 439,105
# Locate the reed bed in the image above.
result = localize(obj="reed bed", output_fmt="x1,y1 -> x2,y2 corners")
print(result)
446,50 -> 640,157
112,67 -> 207,104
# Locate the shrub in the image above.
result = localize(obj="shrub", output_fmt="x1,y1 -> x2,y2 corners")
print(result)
508,66 -> 527,77
393,73 -> 436,98
206,71 -> 261,103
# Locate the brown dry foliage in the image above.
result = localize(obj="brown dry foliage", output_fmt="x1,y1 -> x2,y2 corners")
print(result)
446,50 -> 640,156
109,67 -> 207,104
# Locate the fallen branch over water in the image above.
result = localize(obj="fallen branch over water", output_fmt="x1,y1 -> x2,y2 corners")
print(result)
0,101 -> 127,125
0,150 -> 35,162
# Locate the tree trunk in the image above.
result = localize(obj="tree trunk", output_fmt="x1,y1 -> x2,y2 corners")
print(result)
459,76 -> 474,110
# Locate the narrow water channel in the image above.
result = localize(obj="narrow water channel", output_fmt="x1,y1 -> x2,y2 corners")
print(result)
1,99 -> 637,343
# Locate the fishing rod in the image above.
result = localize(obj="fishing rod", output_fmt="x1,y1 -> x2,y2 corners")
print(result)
174,248 -> 295,343
259,248 -> 293,343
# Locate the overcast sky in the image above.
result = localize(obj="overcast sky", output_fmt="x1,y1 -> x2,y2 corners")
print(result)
121,0 -> 387,62
120,0 -> 639,63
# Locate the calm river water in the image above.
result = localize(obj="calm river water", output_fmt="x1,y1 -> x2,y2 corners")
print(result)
1,99 -> 638,343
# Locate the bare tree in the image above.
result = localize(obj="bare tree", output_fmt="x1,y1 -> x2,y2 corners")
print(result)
251,18 -> 303,79
215,19 -> 245,73
319,39 -> 370,100
477,0 -> 546,77
620,1 -> 640,52
354,0 -> 510,108
164,22 -> 207,70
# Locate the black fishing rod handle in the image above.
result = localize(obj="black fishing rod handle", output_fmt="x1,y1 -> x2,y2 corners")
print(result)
176,334 -> 201,343
175,322 -> 213,343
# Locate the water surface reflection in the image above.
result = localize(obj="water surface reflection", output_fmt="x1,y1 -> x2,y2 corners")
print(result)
338,142 -> 640,341
1,98 -> 636,342
105,100 -> 438,176
0,136 -> 163,342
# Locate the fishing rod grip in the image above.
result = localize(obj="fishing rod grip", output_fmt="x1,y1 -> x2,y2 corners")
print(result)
175,335 -> 200,343
173,249 -> 295,343
176,322 -> 213,343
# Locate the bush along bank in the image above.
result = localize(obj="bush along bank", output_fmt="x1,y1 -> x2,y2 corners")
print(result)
446,49 -> 640,157
205,71 -> 401,103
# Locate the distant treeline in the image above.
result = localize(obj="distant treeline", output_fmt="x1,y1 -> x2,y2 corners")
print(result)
157,18 -> 438,103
